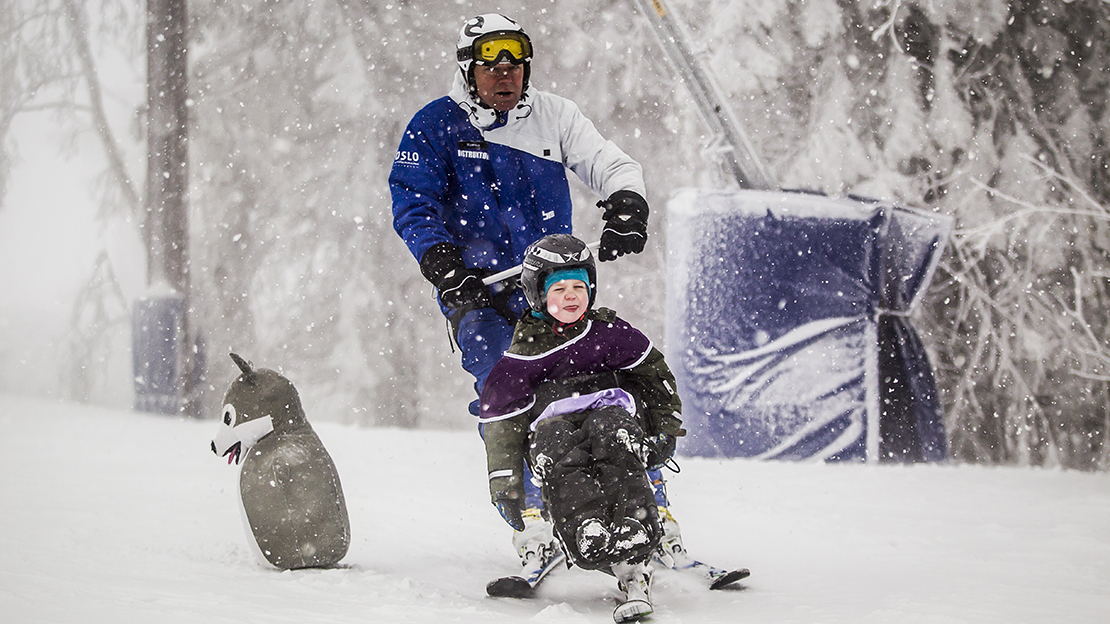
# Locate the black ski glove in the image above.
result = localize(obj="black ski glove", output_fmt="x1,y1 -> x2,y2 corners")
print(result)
493,495 -> 525,531
597,190 -> 649,262
419,242 -> 492,311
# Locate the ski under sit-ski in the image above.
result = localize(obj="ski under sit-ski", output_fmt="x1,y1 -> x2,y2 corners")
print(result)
486,548 -> 566,598
655,538 -> 750,589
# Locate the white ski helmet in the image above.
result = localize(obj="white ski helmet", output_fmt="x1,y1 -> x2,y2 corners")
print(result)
456,14 -> 533,96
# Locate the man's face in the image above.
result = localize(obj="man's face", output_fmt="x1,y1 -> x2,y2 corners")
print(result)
473,63 -> 524,112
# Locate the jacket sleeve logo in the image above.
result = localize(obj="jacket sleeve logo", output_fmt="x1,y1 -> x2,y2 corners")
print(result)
394,150 -> 421,167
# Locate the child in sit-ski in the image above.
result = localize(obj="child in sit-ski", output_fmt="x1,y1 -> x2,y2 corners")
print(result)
479,234 -> 685,621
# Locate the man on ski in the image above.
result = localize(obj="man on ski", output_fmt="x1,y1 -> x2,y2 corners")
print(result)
480,235 -> 683,621
389,13 -> 678,577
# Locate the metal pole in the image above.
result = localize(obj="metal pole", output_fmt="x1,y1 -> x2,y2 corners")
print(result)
482,241 -> 601,286
632,0 -> 776,190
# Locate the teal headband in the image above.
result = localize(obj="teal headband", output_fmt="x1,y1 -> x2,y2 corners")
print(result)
544,268 -> 591,297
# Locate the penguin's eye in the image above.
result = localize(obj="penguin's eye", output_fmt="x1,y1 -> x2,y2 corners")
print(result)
222,404 -> 237,426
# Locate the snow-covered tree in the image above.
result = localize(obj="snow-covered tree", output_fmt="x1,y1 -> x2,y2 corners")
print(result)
658,0 -> 1110,468
1,0 -> 142,404
4,0 -> 1109,467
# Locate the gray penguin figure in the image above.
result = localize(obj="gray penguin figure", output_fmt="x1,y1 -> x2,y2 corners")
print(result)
211,353 -> 350,569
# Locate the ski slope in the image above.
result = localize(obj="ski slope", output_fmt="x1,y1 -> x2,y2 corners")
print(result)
2,393 -> 1108,623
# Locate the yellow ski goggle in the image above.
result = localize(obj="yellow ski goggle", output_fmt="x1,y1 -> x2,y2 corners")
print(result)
472,33 -> 532,66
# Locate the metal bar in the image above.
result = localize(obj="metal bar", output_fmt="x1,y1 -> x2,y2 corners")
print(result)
632,0 -> 776,190
482,241 -> 601,285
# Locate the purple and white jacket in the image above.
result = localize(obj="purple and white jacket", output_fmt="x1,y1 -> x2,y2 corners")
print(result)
479,311 -> 654,428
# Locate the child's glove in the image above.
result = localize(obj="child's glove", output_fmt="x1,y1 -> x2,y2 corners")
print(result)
490,470 -> 526,531
645,432 -> 678,471
493,495 -> 524,531
597,190 -> 648,261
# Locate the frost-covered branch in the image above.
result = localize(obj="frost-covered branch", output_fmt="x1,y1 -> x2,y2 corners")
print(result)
61,0 -> 140,218
955,179 -> 1110,238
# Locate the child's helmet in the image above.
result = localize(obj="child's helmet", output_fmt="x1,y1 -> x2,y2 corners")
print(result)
456,14 -> 533,97
521,234 -> 597,314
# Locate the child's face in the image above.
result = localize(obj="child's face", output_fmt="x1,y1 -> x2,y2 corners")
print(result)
546,279 -> 589,324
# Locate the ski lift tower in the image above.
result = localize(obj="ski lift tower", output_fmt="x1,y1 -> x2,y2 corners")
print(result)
631,0 -> 776,191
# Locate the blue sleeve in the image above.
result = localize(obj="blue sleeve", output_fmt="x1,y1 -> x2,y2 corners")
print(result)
389,103 -> 455,264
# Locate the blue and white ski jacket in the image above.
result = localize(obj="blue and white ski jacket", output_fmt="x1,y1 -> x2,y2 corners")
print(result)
390,74 -> 646,274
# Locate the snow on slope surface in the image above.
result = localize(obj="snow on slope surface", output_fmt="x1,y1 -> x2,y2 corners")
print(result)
2,394 -> 1108,623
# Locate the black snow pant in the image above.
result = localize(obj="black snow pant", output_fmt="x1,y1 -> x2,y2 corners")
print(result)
528,405 -> 662,570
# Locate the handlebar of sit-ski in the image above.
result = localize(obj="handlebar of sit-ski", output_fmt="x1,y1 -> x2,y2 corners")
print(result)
482,240 -> 601,286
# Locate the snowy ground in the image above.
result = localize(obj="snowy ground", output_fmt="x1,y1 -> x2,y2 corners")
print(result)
2,393 -> 1108,624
